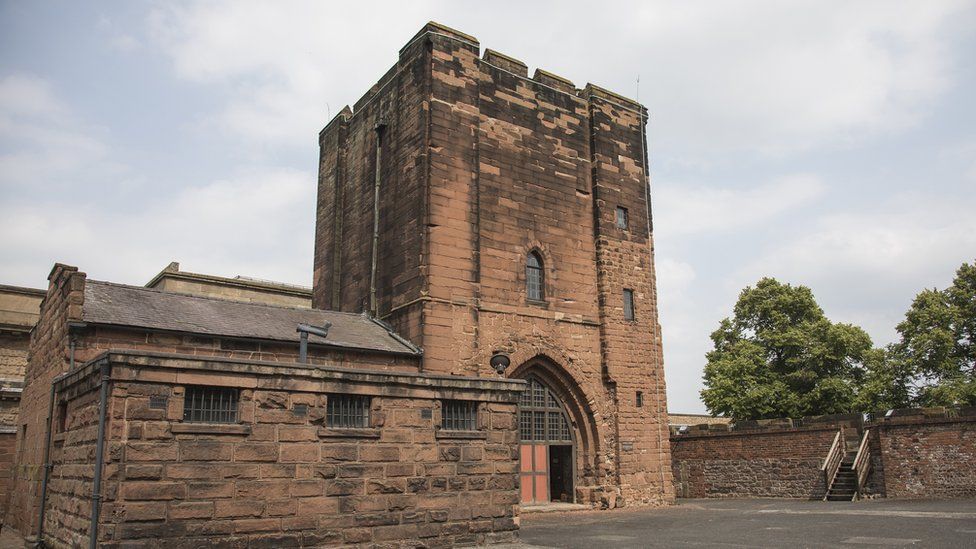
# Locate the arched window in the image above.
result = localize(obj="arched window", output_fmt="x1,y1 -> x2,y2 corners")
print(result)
518,378 -> 572,443
526,252 -> 544,301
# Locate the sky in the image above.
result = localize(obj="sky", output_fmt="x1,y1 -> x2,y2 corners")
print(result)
1,1 -> 975,414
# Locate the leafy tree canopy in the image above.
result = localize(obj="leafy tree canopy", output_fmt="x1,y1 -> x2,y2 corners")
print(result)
893,260 -> 976,406
701,277 -> 872,420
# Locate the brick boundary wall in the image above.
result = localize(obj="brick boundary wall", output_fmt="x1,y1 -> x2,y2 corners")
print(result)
670,427 -> 837,499
671,411 -> 976,500
876,416 -> 976,499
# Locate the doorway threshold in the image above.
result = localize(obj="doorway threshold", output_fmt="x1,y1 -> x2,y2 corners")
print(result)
522,502 -> 591,514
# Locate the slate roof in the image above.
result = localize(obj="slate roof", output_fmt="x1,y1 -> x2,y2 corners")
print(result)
82,280 -> 421,356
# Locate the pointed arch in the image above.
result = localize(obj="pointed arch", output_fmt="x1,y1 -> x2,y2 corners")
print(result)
510,354 -> 600,472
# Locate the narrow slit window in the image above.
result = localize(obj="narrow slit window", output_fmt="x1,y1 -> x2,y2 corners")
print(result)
183,386 -> 239,423
441,400 -> 478,431
326,394 -> 370,428
616,206 -> 629,229
636,391 -> 644,408
623,289 -> 635,320
526,251 -> 544,301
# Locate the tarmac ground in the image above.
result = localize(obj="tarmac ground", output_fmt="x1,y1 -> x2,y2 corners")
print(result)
518,498 -> 976,548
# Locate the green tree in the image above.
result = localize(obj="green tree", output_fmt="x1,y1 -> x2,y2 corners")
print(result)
853,346 -> 913,412
701,278 -> 873,420
893,260 -> 976,406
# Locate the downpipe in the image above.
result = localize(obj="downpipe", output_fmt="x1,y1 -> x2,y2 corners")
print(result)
89,362 -> 111,549
35,332 -> 76,548
33,384 -> 56,548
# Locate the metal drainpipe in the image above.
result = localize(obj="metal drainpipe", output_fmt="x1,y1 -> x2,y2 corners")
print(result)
88,361 -> 111,549
36,335 -> 75,546
35,383 -> 56,547
368,122 -> 386,316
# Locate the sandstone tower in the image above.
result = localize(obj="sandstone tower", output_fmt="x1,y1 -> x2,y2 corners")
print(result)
313,22 -> 673,506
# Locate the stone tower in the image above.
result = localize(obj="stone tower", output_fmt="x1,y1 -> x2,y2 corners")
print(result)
313,22 -> 673,506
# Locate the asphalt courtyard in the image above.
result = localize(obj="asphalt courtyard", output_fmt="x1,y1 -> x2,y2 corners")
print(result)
518,498 -> 976,548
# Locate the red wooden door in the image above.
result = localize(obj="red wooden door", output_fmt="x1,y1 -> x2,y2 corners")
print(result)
520,443 -> 548,504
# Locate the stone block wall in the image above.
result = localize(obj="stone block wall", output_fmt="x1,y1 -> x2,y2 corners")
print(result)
6,266 -> 422,539
42,352 -> 523,548
671,427 -> 837,499
0,431 -> 15,517
313,21 -> 674,507
6,264 -> 84,537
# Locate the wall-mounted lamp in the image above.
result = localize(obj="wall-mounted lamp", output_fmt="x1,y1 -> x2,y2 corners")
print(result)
490,352 -> 511,375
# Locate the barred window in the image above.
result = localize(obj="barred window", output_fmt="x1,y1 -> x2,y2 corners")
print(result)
526,252 -> 544,301
183,386 -> 239,423
442,400 -> 478,431
326,394 -> 370,428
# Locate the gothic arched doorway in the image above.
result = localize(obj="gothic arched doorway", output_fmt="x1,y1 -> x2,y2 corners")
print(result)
518,376 -> 575,504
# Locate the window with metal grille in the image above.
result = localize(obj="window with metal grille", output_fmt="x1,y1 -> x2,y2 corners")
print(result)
616,206 -> 629,229
326,394 -> 370,428
623,288 -> 635,320
183,386 -> 239,423
441,400 -> 478,431
526,252 -> 544,301
518,378 -> 572,443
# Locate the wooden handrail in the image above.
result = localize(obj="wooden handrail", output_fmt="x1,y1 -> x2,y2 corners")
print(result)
853,429 -> 872,499
821,430 -> 843,500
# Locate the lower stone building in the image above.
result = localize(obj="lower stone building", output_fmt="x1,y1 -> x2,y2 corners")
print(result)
8,265 -> 522,547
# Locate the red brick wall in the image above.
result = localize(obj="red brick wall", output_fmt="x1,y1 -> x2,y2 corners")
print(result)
877,417 -> 976,499
670,428 -> 838,498
672,414 -> 976,500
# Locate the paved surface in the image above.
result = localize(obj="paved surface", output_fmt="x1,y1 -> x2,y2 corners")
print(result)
519,498 -> 976,548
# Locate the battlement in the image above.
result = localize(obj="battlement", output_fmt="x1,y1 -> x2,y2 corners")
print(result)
320,22 -> 646,137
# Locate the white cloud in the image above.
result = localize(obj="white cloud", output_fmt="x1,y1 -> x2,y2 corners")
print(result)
144,1 -> 971,153
628,0 -> 968,153
0,74 -> 122,191
146,2 -> 436,147
655,173 -> 824,236
739,192 -> 976,343
0,167 -> 315,288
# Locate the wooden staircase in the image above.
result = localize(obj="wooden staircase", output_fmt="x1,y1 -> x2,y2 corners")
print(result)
822,429 -> 872,502
825,452 -> 858,500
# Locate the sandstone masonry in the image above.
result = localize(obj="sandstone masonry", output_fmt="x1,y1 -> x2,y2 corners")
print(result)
313,21 -> 673,508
